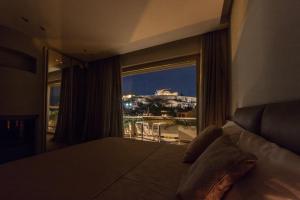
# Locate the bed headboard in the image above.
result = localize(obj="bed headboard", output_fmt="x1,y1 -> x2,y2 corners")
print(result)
233,100 -> 300,155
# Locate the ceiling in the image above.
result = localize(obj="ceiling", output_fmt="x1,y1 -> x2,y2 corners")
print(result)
0,0 -> 224,61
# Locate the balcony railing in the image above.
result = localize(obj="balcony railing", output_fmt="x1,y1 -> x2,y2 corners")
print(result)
123,116 -> 197,143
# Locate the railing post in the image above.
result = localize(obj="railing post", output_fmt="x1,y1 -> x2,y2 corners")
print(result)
141,122 -> 144,140
158,125 -> 161,142
130,120 -> 134,138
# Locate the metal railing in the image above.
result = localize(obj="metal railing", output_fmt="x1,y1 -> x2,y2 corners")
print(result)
123,116 -> 197,142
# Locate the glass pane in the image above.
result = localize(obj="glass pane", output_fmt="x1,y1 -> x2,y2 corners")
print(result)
122,65 -> 197,143
48,84 -> 61,132
50,86 -> 60,107
48,107 -> 59,132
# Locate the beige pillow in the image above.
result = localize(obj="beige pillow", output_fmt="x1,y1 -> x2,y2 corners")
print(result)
224,130 -> 300,200
183,125 -> 222,163
177,135 -> 257,200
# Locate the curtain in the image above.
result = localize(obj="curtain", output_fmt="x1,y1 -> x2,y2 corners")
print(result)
83,56 -> 123,140
201,29 -> 229,129
54,66 -> 86,144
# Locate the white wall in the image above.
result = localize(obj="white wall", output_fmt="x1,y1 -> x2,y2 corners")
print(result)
0,26 -> 45,152
230,0 -> 300,115
121,35 -> 201,67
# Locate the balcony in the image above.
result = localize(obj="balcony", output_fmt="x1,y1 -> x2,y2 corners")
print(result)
123,116 -> 197,144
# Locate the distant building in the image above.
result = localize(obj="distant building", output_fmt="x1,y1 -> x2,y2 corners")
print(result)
154,89 -> 178,96
122,89 -> 196,116
122,94 -> 135,100
177,110 -> 196,118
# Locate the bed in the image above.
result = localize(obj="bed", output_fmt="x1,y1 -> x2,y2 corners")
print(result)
1,100 -> 300,200
0,138 -> 189,200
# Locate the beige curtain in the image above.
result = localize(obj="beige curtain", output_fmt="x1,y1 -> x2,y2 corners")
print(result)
83,56 -> 123,140
201,29 -> 229,129
54,66 -> 86,144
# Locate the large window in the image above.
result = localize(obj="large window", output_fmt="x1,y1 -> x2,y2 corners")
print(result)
48,83 -> 61,133
122,63 -> 198,143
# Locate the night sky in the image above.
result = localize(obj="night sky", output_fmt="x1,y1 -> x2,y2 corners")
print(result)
122,65 -> 196,97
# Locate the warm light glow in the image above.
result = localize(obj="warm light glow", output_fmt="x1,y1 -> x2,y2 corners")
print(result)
155,89 -> 178,96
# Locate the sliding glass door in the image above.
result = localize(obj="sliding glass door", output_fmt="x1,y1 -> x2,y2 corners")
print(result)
122,57 -> 199,144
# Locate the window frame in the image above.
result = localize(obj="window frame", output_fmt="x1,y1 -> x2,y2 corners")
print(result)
121,54 -> 201,136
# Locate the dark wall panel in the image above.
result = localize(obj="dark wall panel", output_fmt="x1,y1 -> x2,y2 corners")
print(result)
0,46 -> 37,73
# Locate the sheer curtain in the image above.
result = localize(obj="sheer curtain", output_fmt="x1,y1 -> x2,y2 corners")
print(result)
201,29 -> 229,129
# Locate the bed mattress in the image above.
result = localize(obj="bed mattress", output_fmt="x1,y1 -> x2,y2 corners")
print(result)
0,138 -> 189,200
